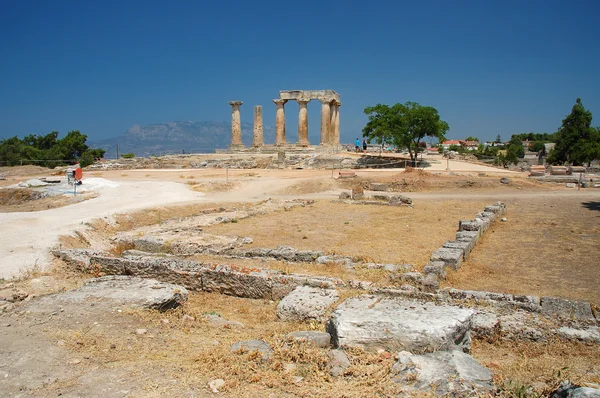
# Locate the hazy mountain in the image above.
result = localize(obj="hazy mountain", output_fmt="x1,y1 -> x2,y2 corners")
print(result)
91,121 -> 275,158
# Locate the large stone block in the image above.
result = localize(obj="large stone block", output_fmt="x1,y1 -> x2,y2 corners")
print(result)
326,295 -> 473,353
35,275 -> 188,311
287,331 -> 331,348
540,297 -> 595,322
201,265 -> 272,299
442,240 -> 473,259
422,261 -> 447,280
458,220 -> 482,233
277,286 -> 339,322
456,230 -> 480,243
430,247 -> 463,270
392,350 -> 494,396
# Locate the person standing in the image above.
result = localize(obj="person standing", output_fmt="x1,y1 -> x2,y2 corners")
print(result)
362,139 -> 367,153
355,138 -> 361,153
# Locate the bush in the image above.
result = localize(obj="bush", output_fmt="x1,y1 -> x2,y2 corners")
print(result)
121,153 -> 135,159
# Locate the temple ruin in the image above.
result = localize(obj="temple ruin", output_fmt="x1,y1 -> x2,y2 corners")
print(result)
228,90 -> 341,150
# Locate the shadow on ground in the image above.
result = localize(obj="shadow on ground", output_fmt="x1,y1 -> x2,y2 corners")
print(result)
582,201 -> 600,212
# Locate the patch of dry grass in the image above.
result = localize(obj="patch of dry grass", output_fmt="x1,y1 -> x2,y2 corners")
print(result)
473,338 -> 600,396
188,181 -> 239,192
204,199 -> 488,267
446,196 -> 600,304
49,292 -> 401,397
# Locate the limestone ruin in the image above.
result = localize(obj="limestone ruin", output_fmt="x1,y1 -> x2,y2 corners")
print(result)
229,90 -> 341,149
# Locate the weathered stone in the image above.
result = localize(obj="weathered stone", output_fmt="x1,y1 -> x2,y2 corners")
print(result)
458,220 -> 481,233
500,177 -> 510,184
430,247 -> 463,270
328,349 -> 350,377
52,249 -> 111,272
389,195 -> 412,205
277,286 -> 339,322
470,312 -> 500,339
201,265 -> 272,299
541,297 -> 595,322
372,194 -> 389,201
422,273 -> 440,292
339,191 -> 351,199
422,261 -> 447,280
556,326 -> 600,343
316,255 -> 353,267
442,240 -> 471,259
484,205 -> 504,215
400,272 -> 425,284
231,340 -> 272,360
364,263 -> 414,273
370,183 -> 388,191
550,381 -> 600,398
203,314 -> 245,329
35,276 -> 188,311
392,350 -> 494,395
287,331 -> 331,348
326,295 -> 473,353
455,230 -> 480,243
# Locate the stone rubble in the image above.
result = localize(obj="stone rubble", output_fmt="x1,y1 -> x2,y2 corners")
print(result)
277,286 -> 339,322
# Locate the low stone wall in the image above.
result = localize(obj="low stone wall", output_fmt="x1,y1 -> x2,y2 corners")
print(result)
423,202 -> 506,282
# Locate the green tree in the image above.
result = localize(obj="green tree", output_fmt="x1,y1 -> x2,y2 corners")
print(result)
465,136 -> 479,142
362,102 -> 449,164
547,98 -> 600,165
495,134 -> 502,143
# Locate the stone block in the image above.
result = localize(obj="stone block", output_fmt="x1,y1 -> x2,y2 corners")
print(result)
52,249 -> 111,272
484,205 -> 504,215
328,349 -> 350,377
326,295 -> 473,353
430,247 -> 463,270
556,326 -> 600,343
540,297 -> 595,322
442,241 -> 472,259
370,183 -> 388,191
231,340 -> 272,360
201,265 -> 273,299
422,261 -> 447,280
422,273 -> 440,292
351,186 -> 364,200
456,230 -> 480,242
277,286 -> 339,322
36,275 -> 188,311
287,331 -> 331,348
392,350 -> 494,396
458,220 -> 481,233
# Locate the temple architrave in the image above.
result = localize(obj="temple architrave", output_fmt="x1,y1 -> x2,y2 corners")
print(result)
228,90 -> 341,151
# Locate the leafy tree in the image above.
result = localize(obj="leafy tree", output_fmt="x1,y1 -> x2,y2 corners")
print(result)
547,98 -> 600,165
362,102 -> 449,164
465,136 -> 479,142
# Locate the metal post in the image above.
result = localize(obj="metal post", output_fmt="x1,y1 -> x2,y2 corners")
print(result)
226,167 -> 229,182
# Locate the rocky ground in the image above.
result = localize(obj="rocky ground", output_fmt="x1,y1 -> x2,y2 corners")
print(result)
1,157 -> 600,397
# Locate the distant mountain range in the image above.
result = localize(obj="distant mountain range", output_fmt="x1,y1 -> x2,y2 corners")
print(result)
91,121 -> 275,158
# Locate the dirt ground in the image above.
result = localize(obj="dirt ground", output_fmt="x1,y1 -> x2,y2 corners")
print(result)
2,160 -> 600,397
446,195 -> 600,305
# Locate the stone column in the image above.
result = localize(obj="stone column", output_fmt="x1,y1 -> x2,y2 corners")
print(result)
329,103 -> 337,145
319,98 -> 332,145
273,99 -> 287,146
228,101 -> 244,147
334,101 -> 341,145
252,105 -> 263,147
297,99 -> 310,146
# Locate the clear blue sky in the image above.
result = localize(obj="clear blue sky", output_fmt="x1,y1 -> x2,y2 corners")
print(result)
1,0 -> 599,144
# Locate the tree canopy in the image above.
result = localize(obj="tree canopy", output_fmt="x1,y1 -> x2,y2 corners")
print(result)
547,98 -> 600,166
0,130 -> 105,168
362,102 -> 449,163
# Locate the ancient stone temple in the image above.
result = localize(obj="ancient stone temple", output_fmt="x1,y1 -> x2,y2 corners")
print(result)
228,90 -> 341,150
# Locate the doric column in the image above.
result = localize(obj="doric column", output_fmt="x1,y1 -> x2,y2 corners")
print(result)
329,103 -> 337,145
228,101 -> 244,147
319,98 -> 332,145
273,99 -> 287,146
297,99 -> 310,146
252,105 -> 263,147
334,101 -> 341,145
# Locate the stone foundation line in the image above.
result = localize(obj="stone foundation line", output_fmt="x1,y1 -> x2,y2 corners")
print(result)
229,90 -> 341,149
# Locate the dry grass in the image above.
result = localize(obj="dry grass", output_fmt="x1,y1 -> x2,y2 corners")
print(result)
188,180 -> 240,192
48,291 -> 402,397
0,188 -> 98,213
473,338 -> 600,396
446,196 -> 600,304
204,199 -> 489,267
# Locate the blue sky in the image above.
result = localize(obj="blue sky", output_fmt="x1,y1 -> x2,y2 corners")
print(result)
1,0 -> 599,145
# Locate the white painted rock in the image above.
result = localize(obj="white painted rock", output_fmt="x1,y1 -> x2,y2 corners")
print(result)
326,295 -> 473,353
277,286 -> 339,322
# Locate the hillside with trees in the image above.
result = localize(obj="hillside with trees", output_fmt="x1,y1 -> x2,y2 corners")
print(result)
0,131 -> 105,168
